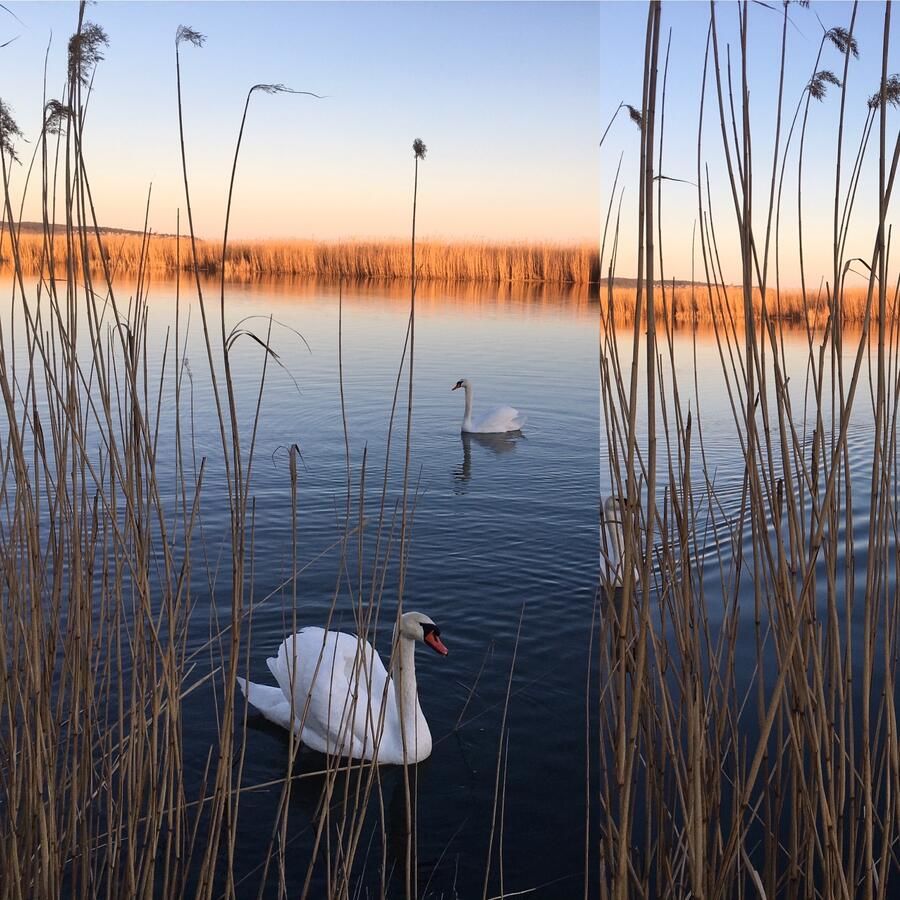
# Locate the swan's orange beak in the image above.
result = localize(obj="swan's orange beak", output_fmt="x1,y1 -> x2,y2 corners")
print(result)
424,632 -> 449,656
451,383 -> 461,391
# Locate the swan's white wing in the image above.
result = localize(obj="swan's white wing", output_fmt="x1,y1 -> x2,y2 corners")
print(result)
268,627 -> 393,759
236,677 -> 295,731
470,405 -> 526,434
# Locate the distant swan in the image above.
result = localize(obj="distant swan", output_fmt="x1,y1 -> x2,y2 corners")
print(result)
452,378 -> 527,434
237,611 -> 448,764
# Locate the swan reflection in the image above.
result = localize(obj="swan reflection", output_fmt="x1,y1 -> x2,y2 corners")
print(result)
453,431 -> 522,491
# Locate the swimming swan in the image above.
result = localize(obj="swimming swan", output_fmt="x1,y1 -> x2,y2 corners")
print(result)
237,611 -> 448,764
452,378 -> 527,434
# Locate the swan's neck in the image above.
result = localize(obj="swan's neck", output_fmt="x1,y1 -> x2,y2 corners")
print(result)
462,382 -> 473,431
391,635 -> 429,760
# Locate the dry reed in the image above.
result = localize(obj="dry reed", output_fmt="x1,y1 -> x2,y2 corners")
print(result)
0,231 -> 602,284
2,229 -> 883,323
7,0 -> 900,898
593,0 -> 900,897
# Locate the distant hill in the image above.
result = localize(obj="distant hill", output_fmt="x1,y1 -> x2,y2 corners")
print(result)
3,221 -> 174,237
601,276 -> 709,289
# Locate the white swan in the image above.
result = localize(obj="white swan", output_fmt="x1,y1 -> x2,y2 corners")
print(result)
236,611 -> 448,765
452,378 -> 527,434
602,495 -> 627,587
601,495 -> 640,588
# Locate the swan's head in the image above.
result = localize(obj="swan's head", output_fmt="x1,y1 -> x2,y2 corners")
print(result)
451,379 -> 468,392
400,611 -> 449,656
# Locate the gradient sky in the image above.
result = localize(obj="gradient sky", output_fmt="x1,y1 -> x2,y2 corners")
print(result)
596,1 -> 900,286
1,1 -> 898,285
1,2 -> 605,244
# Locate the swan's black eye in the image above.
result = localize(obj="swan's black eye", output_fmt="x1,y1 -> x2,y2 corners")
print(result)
421,622 -> 440,638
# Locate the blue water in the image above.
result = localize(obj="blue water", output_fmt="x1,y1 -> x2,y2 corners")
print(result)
6,275 -> 888,897
155,277 -> 608,897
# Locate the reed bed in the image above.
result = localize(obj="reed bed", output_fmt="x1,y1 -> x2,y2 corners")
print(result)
0,11 -> 431,899
0,230 -> 601,284
607,283 -> 877,323
0,9 -> 489,896
2,226 -> 883,322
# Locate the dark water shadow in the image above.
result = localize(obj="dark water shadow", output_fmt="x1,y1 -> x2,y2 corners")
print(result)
232,717 -> 437,896
453,431 -> 524,492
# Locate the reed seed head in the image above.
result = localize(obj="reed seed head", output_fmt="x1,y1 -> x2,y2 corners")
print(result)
251,83 -> 289,95
413,138 -> 427,160
625,104 -> 643,130
0,99 -> 23,162
43,100 -> 71,135
67,22 -> 109,87
868,73 -> 900,110
175,25 -> 205,48
248,84 -> 323,102
826,26 -> 859,59
807,70 -> 841,101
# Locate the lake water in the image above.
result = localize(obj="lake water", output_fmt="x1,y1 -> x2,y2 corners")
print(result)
4,275 -> 890,897
177,278 -> 609,897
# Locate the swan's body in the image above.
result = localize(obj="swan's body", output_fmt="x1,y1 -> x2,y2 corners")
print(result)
601,495 -> 639,588
452,379 -> 526,434
237,612 -> 448,765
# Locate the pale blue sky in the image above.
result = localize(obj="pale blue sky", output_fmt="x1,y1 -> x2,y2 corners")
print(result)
597,1 -> 900,285
1,1 -> 898,284
1,2 -> 606,243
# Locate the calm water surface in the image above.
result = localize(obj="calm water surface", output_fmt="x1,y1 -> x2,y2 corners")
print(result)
9,276 -> 883,896
184,280 -> 609,897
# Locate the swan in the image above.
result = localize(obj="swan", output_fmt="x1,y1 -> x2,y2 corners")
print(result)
236,611 -> 448,764
451,378 -> 527,434
601,495 -> 640,588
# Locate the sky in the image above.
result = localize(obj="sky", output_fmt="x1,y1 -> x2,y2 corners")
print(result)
0,2 -> 606,244
1,1 -> 899,285
596,1 -> 900,288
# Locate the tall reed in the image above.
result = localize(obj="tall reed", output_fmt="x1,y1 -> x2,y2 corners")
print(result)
0,8 -> 418,899
7,0 -> 900,898
593,0 -> 900,896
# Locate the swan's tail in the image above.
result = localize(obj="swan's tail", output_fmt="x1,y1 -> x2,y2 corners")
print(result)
511,414 -> 527,431
236,676 -> 296,732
